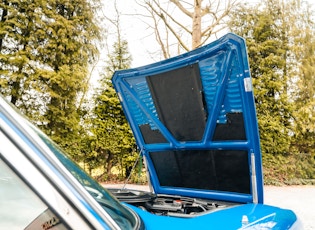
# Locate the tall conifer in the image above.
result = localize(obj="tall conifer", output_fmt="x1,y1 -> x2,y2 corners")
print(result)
0,0 -> 100,156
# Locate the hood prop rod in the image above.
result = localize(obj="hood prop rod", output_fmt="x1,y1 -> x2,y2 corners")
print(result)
122,149 -> 142,190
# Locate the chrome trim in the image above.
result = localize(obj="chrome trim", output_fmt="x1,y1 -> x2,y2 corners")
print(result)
250,152 -> 258,204
0,96 -> 120,229
0,132 -> 91,229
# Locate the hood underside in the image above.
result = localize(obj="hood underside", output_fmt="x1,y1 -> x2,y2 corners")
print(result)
112,33 -> 264,203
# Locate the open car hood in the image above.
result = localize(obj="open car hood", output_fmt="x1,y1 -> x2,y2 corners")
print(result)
112,33 -> 264,204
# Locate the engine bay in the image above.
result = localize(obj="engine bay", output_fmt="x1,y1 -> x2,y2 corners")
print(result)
108,188 -> 238,217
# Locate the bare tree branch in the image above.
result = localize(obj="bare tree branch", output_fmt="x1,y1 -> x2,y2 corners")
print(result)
146,1 -> 190,52
150,9 -> 170,58
152,0 -> 192,35
137,0 -> 240,56
170,0 -> 193,17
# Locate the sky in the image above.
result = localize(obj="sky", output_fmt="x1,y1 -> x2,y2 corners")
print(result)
90,1 -> 151,86
97,1 -> 160,69
93,0 -> 233,84
91,0 -> 314,85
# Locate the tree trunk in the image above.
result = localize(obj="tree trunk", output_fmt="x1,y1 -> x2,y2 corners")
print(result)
192,0 -> 202,49
0,0 -> 8,51
106,151 -> 113,176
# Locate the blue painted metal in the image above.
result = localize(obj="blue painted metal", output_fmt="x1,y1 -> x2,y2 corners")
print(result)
128,203 -> 299,230
113,33 -> 264,204
0,32 -> 301,229
113,34 -> 263,203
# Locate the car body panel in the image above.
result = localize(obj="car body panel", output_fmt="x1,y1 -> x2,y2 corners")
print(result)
112,33 -> 263,204
129,203 -> 299,230
0,95 -> 136,230
0,33 -> 302,229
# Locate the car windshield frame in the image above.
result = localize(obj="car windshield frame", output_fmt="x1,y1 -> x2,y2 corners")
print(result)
0,95 -> 142,230
34,129 -> 140,230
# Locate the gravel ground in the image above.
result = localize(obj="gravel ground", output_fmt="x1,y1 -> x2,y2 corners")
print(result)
104,184 -> 315,229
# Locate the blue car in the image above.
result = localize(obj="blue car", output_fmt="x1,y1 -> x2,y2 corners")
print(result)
0,33 -> 302,229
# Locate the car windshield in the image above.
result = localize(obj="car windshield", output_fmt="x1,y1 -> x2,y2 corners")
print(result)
33,129 -> 140,229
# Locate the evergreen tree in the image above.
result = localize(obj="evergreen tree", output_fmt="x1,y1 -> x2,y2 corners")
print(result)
289,1 -> 315,180
229,0 -> 315,183
0,0 -> 40,108
0,0 -> 100,156
229,0 -> 293,156
88,39 -> 136,180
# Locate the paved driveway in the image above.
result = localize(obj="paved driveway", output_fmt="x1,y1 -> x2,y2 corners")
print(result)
264,186 -> 315,230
